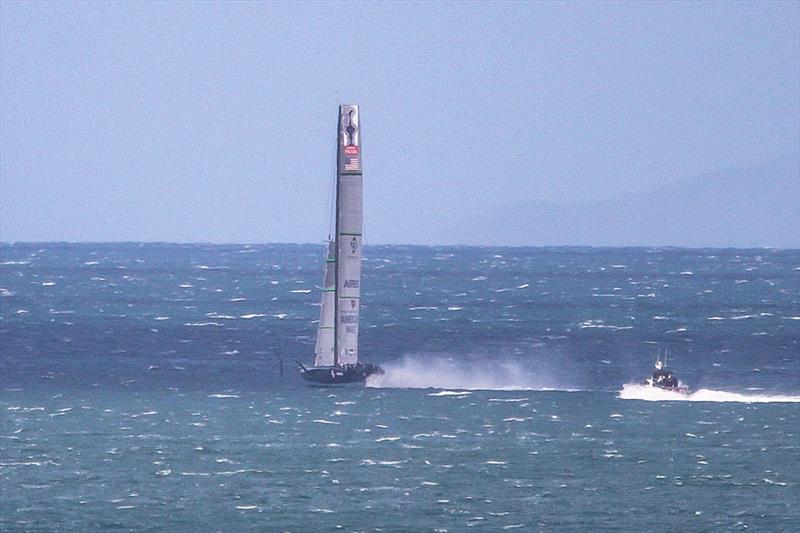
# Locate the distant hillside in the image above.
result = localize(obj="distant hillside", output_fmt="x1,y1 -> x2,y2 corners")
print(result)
461,155 -> 800,248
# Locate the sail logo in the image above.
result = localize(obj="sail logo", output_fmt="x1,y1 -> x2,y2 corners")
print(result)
344,279 -> 360,288
340,314 -> 358,324
344,157 -> 360,172
340,106 -> 360,173
341,106 -> 359,147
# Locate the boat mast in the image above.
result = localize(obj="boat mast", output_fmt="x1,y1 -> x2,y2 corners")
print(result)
333,105 -> 362,367
333,109 -> 341,368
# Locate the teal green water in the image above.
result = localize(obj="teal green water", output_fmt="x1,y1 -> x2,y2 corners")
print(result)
2,388 -> 798,531
1,243 -> 799,530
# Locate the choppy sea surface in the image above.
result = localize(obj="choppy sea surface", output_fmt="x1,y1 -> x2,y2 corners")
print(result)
1,243 -> 798,531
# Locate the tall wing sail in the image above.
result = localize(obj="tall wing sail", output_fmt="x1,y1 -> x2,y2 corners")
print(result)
335,104 -> 362,366
313,240 -> 336,367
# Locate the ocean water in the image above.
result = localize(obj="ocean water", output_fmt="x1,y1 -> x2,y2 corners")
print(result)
1,243 -> 798,531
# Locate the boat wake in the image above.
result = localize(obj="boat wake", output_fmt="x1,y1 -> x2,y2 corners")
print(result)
366,355 -> 575,391
619,383 -> 800,403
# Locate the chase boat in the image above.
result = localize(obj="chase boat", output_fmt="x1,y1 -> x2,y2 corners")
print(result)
643,351 -> 689,394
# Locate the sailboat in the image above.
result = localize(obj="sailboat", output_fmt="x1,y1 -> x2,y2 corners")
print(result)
297,105 -> 383,384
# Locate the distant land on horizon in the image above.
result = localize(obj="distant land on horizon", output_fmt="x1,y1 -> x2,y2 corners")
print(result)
1,155 -> 797,250
452,154 -> 800,249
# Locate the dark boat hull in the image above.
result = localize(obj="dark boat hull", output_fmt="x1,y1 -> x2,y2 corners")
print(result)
300,363 -> 383,385
642,379 -> 690,394
654,385 -> 690,395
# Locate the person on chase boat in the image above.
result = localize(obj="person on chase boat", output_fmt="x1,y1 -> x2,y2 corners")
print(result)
651,360 -> 678,388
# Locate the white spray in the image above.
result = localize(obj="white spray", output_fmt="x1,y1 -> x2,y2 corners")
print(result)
619,383 -> 800,403
366,354 -> 576,391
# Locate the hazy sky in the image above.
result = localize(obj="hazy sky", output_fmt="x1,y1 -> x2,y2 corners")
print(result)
1,1 -> 798,246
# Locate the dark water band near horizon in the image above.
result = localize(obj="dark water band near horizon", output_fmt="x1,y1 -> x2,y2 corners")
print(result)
1,243 -> 798,531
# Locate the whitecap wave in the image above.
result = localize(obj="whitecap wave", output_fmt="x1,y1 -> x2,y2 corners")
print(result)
619,384 -> 800,403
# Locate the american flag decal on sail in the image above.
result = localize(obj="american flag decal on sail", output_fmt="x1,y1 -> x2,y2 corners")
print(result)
344,158 -> 360,172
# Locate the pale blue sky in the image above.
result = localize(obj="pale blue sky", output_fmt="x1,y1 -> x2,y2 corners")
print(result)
1,1 -> 798,246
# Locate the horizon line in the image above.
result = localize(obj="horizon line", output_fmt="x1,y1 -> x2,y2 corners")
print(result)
1,240 -> 798,251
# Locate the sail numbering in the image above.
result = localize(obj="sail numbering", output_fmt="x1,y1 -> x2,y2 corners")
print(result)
297,105 -> 383,384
